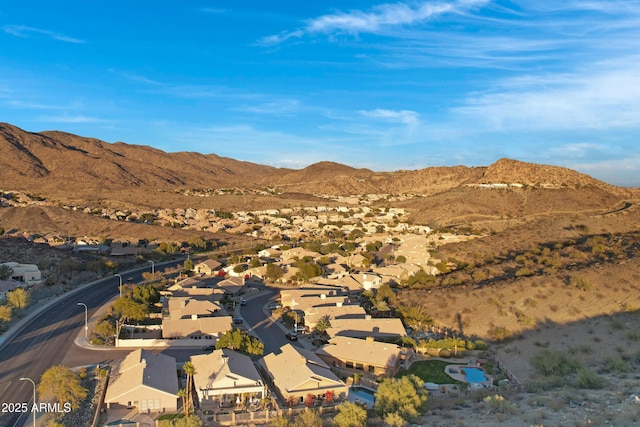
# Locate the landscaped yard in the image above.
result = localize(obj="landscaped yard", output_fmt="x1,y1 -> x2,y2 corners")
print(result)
398,360 -> 464,384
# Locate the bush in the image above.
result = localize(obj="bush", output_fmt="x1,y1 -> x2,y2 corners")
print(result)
483,394 -> 516,414
487,325 -> 513,342
438,349 -> 451,358
531,350 -> 582,377
575,368 -> 605,389
604,356 -> 629,373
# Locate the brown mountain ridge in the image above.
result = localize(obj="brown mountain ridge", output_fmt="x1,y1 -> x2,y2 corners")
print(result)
0,122 -> 634,212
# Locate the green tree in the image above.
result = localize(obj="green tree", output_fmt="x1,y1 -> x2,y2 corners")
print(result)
395,255 -> 406,264
397,304 -> 432,329
374,375 -> 427,424
333,402 -> 367,427
249,258 -> 262,269
233,264 -> 245,274
216,329 -> 264,355
266,263 -> 284,281
268,416 -> 290,427
292,409 -> 321,427
184,258 -> 194,271
403,270 -> 436,289
113,297 -> 149,322
314,315 -> 332,333
0,264 -> 13,280
384,412 -> 407,427
38,365 -> 87,410
93,319 -> 116,340
131,284 -> 160,306
6,288 -> 30,310
293,262 -> 323,281
376,283 -> 397,304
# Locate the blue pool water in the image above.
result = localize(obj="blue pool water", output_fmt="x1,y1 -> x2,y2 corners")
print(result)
463,367 -> 487,383
348,386 -> 376,409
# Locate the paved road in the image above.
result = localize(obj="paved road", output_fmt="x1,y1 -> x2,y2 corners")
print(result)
239,287 -> 301,355
0,261 -> 182,427
0,275 -> 131,427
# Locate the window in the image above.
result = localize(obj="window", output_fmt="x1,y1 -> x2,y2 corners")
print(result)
345,361 -> 354,369
355,363 -> 364,371
368,365 -> 375,372
141,400 -> 147,411
155,400 -> 160,410
148,400 -> 154,410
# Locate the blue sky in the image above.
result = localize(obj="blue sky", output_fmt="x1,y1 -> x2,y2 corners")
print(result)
1,1 -> 639,186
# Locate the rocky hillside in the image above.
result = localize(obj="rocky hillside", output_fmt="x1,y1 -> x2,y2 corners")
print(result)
1,122 -> 634,206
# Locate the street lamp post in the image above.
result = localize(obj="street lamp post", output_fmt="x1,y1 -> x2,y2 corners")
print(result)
77,302 -> 88,339
148,260 -> 155,274
20,377 -> 36,427
115,273 -> 123,298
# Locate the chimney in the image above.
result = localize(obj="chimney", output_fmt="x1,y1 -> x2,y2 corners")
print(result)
365,336 -> 374,343
336,302 -> 342,307
320,294 -> 326,299
141,359 -> 147,368
365,314 -> 372,320
191,314 -> 198,320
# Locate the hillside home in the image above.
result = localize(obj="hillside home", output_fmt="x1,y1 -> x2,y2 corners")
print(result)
104,349 -> 179,413
258,344 -> 347,405
191,348 -> 265,409
0,262 -> 42,285
350,273 -> 382,291
316,336 -> 405,378
195,259 -> 222,275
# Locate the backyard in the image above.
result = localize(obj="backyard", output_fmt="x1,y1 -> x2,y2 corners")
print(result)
398,360 -> 465,385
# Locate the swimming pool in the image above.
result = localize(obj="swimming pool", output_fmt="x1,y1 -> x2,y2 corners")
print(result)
462,367 -> 487,383
348,386 -> 376,409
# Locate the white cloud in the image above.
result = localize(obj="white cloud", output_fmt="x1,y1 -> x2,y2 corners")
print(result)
259,0 -> 487,45
454,58 -> 640,131
359,108 -> 421,126
3,25 -> 84,43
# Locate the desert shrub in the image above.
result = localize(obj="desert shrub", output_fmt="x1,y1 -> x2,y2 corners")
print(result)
570,276 -> 592,291
604,356 -> 629,373
438,349 -> 451,358
483,394 -> 516,414
626,329 -> 640,342
486,325 -> 513,342
531,350 -> 582,377
575,368 -> 605,389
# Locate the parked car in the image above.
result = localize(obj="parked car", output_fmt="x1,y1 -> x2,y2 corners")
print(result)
240,298 -> 247,306
268,302 -> 282,310
285,332 -> 298,341
202,345 -> 216,352
233,318 -> 243,325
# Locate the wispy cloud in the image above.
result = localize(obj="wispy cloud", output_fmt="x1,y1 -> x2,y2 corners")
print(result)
233,99 -> 301,115
3,25 -> 84,43
359,108 -> 420,126
37,114 -> 111,124
454,59 -> 640,131
258,0 -> 487,45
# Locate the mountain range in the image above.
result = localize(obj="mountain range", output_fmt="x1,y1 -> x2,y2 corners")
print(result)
0,122 -> 630,199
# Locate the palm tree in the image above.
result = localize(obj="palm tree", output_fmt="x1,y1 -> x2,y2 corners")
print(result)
183,361 -> 196,415
177,388 -> 188,417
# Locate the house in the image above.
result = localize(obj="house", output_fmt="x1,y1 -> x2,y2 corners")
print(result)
325,316 -> 407,340
303,304 -> 367,329
258,344 -> 347,405
195,259 -> 222,275
350,273 -> 382,291
163,297 -> 227,319
191,349 -> 265,409
162,316 -> 233,340
316,336 -> 405,378
0,280 -> 25,300
0,262 -> 42,285
104,349 -> 179,413
215,276 -> 245,296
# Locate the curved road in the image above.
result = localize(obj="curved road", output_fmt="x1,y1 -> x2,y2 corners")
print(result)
0,261 -> 182,427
